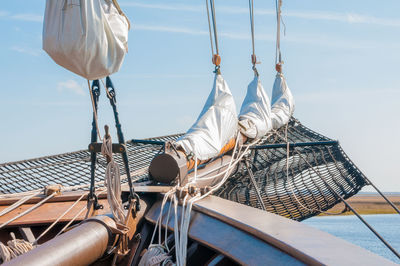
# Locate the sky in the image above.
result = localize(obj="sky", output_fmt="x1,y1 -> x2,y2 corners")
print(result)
0,0 -> 399,192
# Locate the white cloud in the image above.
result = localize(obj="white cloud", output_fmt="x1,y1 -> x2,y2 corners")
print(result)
11,13 -> 43,22
134,24 -> 274,41
120,2 -> 201,12
10,46 -> 41,56
122,2 -> 400,27
135,24 -> 207,35
285,11 -> 400,27
0,10 -> 42,22
57,80 -> 85,96
134,24 -> 375,49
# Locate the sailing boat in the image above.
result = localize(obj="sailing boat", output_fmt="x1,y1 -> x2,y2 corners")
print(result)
0,0 -> 398,265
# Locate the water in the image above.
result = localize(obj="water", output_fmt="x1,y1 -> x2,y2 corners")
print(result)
304,214 -> 400,264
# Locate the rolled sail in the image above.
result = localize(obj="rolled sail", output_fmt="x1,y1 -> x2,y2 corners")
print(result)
149,74 -> 238,185
271,73 -> 295,129
239,76 -> 272,139
175,74 -> 238,161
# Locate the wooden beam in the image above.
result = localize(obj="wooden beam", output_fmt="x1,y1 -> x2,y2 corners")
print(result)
0,191 -> 107,206
19,226 -> 35,243
0,199 -> 110,227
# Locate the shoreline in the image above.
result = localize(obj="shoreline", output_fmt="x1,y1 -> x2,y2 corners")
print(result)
319,194 -> 400,216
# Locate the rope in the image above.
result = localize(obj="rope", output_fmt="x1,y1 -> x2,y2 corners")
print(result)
249,0 -> 255,59
0,192 -> 56,230
111,0 -> 131,30
209,0 -> 219,55
293,147 -> 400,259
205,0 -> 215,58
173,133 -> 264,265
144,132 -> 257,266
0,191 -> 42,217
33,193 -> 86,244
244,160 -> 266,211
101,135 -> 126,224
277,126 -> 351,216
248,0 -> 259,76
0,233 -> 34,263
275,0 -> 282,65
55,189 -> 107,237
206,0 -> 221,72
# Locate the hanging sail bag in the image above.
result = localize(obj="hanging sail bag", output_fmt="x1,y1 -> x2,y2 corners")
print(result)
239,76 -> 272,139
175,74 -> 238,161
43,0 -> 130,80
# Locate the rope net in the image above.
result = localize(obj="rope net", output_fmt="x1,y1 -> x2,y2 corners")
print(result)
0,119 -> 368,221
216,118 -> 368,221
0,135 -> 179,194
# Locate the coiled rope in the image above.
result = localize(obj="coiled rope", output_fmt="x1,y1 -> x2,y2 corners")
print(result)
101,134 -> 126,224
0,233 -> 34,263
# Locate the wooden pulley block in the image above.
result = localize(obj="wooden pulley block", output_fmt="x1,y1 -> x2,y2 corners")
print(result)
275,63 -> 283,73
44,184 -> 62,196
251,54 -> 257,65
212,54 -> 221,66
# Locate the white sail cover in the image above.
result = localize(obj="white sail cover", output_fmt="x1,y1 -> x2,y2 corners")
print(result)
239,76 -> 272,139
175,74 -> 238,161
43,0 -> 129,80
271,73 -> 295,129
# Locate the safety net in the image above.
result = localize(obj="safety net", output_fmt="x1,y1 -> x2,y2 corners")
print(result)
0,119 -> 367,221
216,118 -> 368,221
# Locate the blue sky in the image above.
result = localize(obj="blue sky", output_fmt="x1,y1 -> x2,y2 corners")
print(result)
0,0 -> 399,191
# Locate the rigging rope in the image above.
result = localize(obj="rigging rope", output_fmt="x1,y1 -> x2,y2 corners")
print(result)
101,134 -> 126,224
275,0 -> 282,66
279,125 -> 349,216
142,132 -> 266,266
0,192 -> 57,230
0,191 -> 42,217
33,193 -> 86,245
248,0 -> 259,76
206,0 -> 221,70
205,0 -> 215,58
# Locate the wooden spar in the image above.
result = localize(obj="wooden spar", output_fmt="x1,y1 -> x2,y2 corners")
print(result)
2,199 -> 149,265
149,134 -> 246,185
3,216 -> 115,266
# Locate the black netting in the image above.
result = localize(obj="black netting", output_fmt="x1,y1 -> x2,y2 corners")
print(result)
0,134 -> 180,194
0,119 -> 368,221
216,118 -> 368,221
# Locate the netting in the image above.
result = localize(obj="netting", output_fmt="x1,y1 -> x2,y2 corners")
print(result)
216,118 -> 368,221
0,135 -> 179,194
0,118 -> 368,221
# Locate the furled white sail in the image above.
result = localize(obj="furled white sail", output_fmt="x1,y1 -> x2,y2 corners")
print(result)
239,76 -> 272,139
271,73 -> 295,129
43,0 -> 129,80
175,74 -> 238,161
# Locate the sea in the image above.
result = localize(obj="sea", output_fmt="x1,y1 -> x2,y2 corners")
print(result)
304,214 -> 400,264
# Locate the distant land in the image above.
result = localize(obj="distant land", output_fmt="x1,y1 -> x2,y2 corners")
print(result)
321,193 -> 400,216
